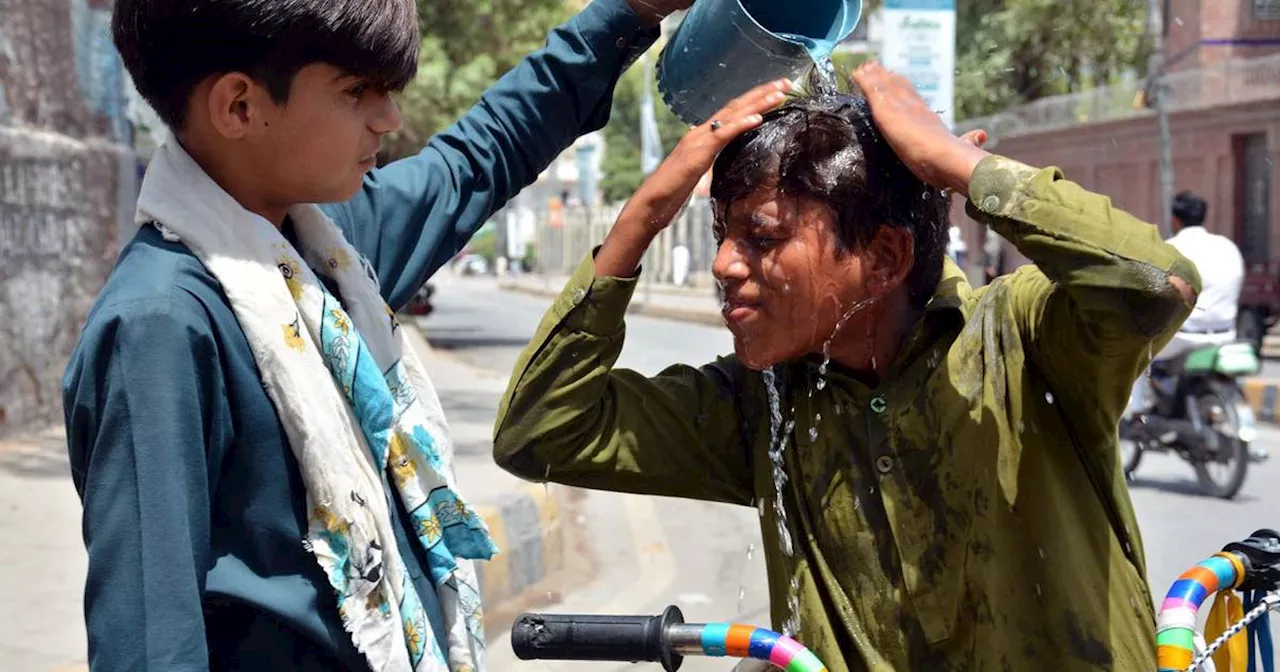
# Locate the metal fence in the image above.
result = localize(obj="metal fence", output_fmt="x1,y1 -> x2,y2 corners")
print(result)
532,197 -> 721,287
958,52 -> 1280,141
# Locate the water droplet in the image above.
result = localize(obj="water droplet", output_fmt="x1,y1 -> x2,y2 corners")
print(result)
1017,421 -> 1025,434
922,191 -> 931,200
1174,16 -> 1183,26
871,356 -> 877,371
809,426 -> 819,442
1035,583 -> 1043,598
1037,547 -> 1045,559
1045,391 -> 1055,405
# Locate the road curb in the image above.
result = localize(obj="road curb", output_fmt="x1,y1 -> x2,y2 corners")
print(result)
501,282 -> 725,328
1242,379 -> 1280,424
473,481 -> 565,615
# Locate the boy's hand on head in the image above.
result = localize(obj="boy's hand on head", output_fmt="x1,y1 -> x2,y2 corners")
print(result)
595,77 -> 789,278
627,0 -> 695,28
632,77 -> 791,233
852,61 -> 991,194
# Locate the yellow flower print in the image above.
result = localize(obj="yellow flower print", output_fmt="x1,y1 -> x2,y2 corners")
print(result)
453,499 -> 469,517
276,256 -> 305,301
388,433 -> 417,486
331,309 -> 351,335
405,618 -> 424,657
326,247 -> 352,273
418,515 -> 442,543
313,506 -> 350,534
283,318 -> 305,351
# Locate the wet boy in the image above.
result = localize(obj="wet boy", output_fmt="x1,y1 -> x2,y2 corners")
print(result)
493,65 -> 1201,670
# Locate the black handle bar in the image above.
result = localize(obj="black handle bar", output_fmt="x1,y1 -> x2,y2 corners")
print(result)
511,605 -> 686,671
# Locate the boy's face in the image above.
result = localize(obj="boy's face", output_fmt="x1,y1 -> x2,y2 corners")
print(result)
713,188 -> 880,371
246,63 -> 403,205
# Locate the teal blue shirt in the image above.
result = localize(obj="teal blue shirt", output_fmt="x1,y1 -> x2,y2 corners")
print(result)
60,2 -> 656,670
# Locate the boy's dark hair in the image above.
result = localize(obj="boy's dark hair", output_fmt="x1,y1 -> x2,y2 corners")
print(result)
710,77 -> 949,308
1172,190 -> 1207,228
113,0 -> 420,130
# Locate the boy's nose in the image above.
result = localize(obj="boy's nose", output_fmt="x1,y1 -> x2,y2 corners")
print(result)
712,239 -> 749,285
372,94 -> 404,135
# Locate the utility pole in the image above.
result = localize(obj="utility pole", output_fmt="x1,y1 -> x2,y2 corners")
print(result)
1147,0 -> 1175,238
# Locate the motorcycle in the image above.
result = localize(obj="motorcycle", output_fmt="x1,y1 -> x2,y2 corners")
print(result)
1120,341 -> 1260,499
510,530 -> 1280,672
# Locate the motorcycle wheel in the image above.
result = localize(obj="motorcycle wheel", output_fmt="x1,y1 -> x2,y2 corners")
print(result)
1118,418 -> 1143,478
1192,382 -> 1250,499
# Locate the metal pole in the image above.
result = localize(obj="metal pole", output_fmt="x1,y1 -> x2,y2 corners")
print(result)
1147,0 -> 1175,238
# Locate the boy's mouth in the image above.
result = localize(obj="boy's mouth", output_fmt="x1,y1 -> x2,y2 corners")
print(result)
722,296 -> 762,324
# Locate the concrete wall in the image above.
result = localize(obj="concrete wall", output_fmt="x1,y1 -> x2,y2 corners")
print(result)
951,95 -> 1280,274
0,0 -> 135,438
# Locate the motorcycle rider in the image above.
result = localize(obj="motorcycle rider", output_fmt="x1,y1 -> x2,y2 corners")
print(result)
1126,191 -> 1265,459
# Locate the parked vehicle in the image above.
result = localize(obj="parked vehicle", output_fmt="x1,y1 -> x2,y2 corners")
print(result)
1238,260 -> 1280,352
404,283 -> 436,317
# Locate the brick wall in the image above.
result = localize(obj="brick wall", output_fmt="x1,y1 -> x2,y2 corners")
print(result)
951,97 -> 1280,273
0,0 -> 135,438
1167,0 -> 1280,70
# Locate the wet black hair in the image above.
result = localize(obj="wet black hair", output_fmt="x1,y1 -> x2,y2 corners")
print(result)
1172,190 -> 1207,228
710,74 -> 949,309
113,0 -> 420,130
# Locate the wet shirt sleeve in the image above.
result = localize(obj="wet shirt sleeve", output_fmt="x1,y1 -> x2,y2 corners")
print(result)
492,253 -> 754,506
964,155 -> 1202,425
62,295 -> 228,672
319,0 -> 658,311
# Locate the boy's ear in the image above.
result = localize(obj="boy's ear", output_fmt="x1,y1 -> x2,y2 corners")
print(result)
865,225 -> 915,297
205,72 -> 266,140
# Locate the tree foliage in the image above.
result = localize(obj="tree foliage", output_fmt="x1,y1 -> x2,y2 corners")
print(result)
954,0 -> 1151,119
384,0 -> 573,159
598,61 -> 692,205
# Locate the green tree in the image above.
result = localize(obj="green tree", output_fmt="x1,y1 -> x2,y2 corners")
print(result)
954,0 -> 1151,119
384,0 -> 574,159
599,60 -> 692,204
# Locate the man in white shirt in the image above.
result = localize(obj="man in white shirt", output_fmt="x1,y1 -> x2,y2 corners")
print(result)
1127,191 -> 1245,413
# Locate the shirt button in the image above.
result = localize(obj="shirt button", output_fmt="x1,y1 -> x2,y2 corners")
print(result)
616,36 -> 628,49
876,455 -> 893,474
571,287 -> 587,304
869,395 -> 887,414
981,195 -> 1001,211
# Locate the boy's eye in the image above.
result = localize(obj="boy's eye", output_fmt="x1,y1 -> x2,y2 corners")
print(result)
345,83 -> 369,99
752,236 -> 782,250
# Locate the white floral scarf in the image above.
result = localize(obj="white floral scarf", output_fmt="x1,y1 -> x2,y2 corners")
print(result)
135,137 -> 496,672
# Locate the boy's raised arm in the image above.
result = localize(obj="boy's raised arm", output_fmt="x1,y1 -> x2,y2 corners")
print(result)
324,0 -> 660,309
492,253 -> 755,506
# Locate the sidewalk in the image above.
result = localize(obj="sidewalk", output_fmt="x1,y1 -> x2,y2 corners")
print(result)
0,323 -> 583,672
502,273 -> 724,327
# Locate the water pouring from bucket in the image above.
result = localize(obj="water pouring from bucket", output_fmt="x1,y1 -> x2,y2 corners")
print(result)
657,0 -> 863,125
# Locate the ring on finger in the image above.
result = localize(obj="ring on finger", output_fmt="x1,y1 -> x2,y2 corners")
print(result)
709,120 -> 723,131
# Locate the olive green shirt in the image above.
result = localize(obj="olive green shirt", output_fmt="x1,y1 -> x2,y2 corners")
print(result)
493,156 -> 1201,671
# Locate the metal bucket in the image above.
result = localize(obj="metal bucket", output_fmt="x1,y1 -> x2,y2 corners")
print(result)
657,0 -> 863,125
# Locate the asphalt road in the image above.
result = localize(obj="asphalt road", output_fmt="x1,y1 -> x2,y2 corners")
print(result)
423,273 -> 1280,671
